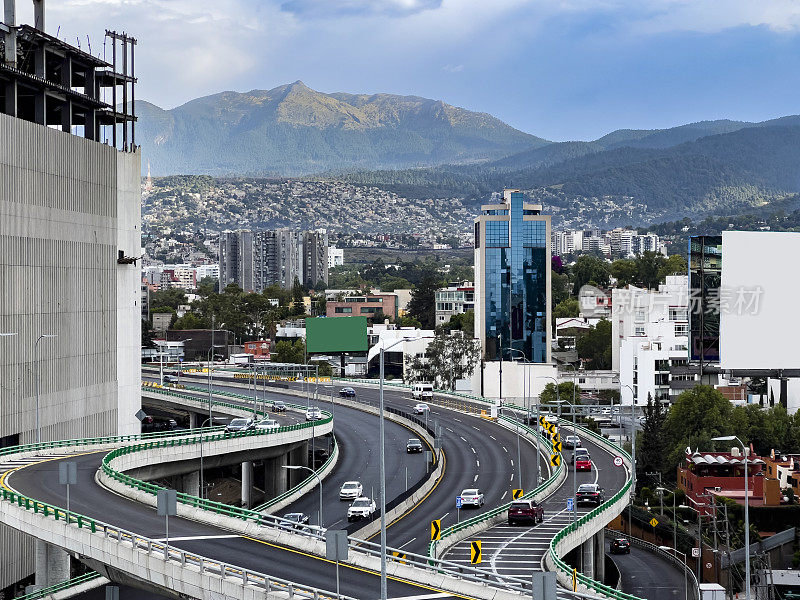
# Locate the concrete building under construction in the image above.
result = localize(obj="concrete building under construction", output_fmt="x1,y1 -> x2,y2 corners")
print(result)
0,0 -> 142,594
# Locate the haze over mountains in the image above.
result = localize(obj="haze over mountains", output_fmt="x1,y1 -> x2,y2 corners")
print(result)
136,82 -> 800,224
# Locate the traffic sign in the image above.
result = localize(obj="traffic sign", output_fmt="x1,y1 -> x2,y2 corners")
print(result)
552,441 -> 563,453
431,520 -> 441,541
512,488 -> 524,500
572,568 -> 577,591
391,551 -> 407,564
552,432 -> 561,444
705,562 -> 712,569
649,517 -> 659,528
456,497 -> 463,509
550,454 -> 561,467
539,416 -> 546,426
692,547 -> 701,558
135,409 -> 147,422
613,456 -> 623,467
567,498 -> 574,512
470,540 -> 482,564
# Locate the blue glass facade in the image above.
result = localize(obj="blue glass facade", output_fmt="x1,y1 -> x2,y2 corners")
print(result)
482,192 -> 548,362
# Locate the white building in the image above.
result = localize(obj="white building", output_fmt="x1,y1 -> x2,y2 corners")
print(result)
435,281 -> 474,326
195,264 -> 220,282
366,327 -> 435,381
328,246 -> 344,269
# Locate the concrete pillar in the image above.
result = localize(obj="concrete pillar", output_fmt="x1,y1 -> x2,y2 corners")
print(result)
241,461 -> 254,508
35,540 -> 70,587
581,536 -> 595,580
288,442 -> 309,488
188,412 -> 201,429
264,453 -> 289,499
181,471 -> 200,497
594,528 -> 605,583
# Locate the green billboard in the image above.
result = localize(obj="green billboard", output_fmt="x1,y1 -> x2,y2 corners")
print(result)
306,317 -> 368,353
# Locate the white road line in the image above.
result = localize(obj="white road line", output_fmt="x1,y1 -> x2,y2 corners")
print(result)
476,460 -> 480,468
388,594 -> 450,600
502,446 -> 508,452
490,435 -> 496,440
471,447 -> 476,454
501,491 -> 507,500
152,534 -> 239,542
510,459 -> 514,467
473,474 -> 479,482
442,512 -> 450,519
460,436 -> 467,442
397,537 -> 417,549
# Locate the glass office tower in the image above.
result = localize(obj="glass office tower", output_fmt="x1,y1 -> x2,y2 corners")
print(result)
474,190 -> 551,363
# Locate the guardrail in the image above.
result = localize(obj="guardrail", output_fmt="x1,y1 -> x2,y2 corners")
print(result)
12,572 -> 102,600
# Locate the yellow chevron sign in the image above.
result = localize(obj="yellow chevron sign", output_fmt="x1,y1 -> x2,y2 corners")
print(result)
431,519 -> 441,541
552,441 -> 563,453
512,488 -> 524,500
550,454 -> 561,467
471,540 -> 482,564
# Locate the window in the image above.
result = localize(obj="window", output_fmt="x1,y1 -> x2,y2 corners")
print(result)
485,221 -> 509,247
669,307 -> 688,321
634,308 -> 646,322
360,307 -> 381,314
675,323 -> 688,337
335,307 -> 353,314
655,359 -> 669,372
634,326 -> 645,336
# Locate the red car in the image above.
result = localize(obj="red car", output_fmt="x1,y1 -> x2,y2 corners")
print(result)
575,455 -> 592,471
508,499 -> 544,525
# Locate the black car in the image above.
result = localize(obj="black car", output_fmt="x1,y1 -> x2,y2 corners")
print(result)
280,512 -> 310,530
225,418 -> 255,433
406,438 -> 424,453
272,401 -> 287,412
576,483 -> 604,505
610,538 -> 631,554
339,387 -> 356,397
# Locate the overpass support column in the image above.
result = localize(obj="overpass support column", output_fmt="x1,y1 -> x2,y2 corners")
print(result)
288,442 -> 309,487
182,470 -> 200,496
242,461 -> 254,508
594,528 -> 605,583
189,412 -> 201,429
35,540 -> 70,587
581,535 -> 595,580
264,453 -> 289,499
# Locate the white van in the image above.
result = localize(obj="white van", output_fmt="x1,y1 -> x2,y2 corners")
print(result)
412,383 -> 434,399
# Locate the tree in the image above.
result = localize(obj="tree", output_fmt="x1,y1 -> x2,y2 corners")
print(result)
635,251 -> 664,290
657,254 -> 687,282
309,359 -> 333,377
576,319 -> 612,369
540,382 -> 581,405
553,299 -> 580,319
598,389 -> 620,405
407,268 -> 442,329
442,310 -> 474,338
142,319 -> 156,349
610,259 -> 638,288
274,339 -> 305,364
149,288 -> 187,311
639,393 -> 667,476
551,271 -> 571,306
571,255 -> 610,294
173,312 -> 208,330
197,276 -> 218,296
406,331 -> 480,389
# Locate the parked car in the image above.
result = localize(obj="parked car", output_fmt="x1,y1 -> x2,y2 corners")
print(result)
255,418 -> 280,431
280,512 -> 310,530
347,497 -> 377,521
413,403 -> 430,415
508,499 -> 544,525
459,488 -> 485,508
610,538 -> 631,554
272,401 -> 287,413
339,481 -> 363,501
406,438 -> 424,453
305,407 -> 322,421
576,483 -> 604,506
225,418 -> 255,433
564,435 -> 581,449
339,387 -> 356,397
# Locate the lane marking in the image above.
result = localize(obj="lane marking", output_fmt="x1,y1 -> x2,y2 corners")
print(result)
502,447 -> 508,453
397,537 -> 417,549
388,594 -> 451,600
500,491 -> 507,500
153,534 -> 239,542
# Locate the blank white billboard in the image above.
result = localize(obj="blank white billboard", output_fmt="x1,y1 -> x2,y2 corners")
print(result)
721,231 -> 800,370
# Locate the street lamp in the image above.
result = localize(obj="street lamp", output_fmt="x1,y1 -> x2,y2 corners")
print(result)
507,348 -> 528,490
678,502 -> 706,581
539,375 -> 559,486
659,546 -> 690,600
203,344 -> 225,499
621,383 -> 637,509
554,397 -> 578,526
35,334 -> 58,444
283,465 -> 323,527
712,434 -> 751,600
197,416 -> 215,499
379,336 -> 414,600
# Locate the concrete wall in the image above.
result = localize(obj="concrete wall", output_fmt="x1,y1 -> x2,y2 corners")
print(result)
0,112 -> 141,589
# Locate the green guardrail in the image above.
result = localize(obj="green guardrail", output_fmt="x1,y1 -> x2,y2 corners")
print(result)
427,417 -> 563,559
13,572 -> 102,600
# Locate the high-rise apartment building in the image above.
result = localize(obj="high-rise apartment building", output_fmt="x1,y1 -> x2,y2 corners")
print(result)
219,228 -> 328,292
474,190 -> 551,363
0,9 -> 140,592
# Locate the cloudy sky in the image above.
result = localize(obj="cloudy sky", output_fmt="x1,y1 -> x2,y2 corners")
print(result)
26,0 -> 800,140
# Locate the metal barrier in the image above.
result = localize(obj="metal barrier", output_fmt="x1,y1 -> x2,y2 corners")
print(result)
12,572 -> 102,600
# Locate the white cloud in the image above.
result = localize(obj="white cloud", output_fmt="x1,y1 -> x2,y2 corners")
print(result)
280,0 -> 442,18
442,64 -> 464,72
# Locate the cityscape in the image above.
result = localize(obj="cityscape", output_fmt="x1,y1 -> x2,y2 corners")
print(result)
3,2 -> 800,600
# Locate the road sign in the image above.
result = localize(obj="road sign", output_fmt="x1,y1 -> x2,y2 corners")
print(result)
391,551 -> 407,563
649,517 -> 659,528
613,456 -> 623,467
325,530 -> 348,561
58,462 -> 77,486
532,572 -> 557,600
539,416 -> 546,427
692,547 -> 701,558
550,454 -> 561,467
552,432 -> 561,444
470,540 -> 482,564
512,488 -> 524,500
572,568 -> 577,591
552,441 -> 563,453
456,496 -> 463,509
431,519 -> 441,541
705,562 -> 712,569
135,409 -> 147,422
567,498 -> 574,512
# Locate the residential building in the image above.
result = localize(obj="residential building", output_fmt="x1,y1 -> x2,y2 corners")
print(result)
0,13 -> 140,593
609,228 -> 635,256
328,246 -> 344,269
195,264 -> 219,282
435,281 -> 475,326
474,189 -> 551,363
326,294 -> 399,320
302,229 -> 329,287
366,327 -> 434,379
689,235 -> 722,364
243,340 -> 271,361
551,230 -> 583,256
582,232 -> 611,256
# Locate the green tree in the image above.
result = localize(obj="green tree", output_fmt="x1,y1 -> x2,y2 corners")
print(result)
406,331 -> 480,389
553,299 -> 580,319
197,276 -> 218,296
551,271 -> 571,305
149,288 -> 187,311
407,268 -> 442,329
571,255 -> 610,294
639,393 -> 667,476
540,381 -> 581,404
172,312 -> 209,330
635,251 -> 665,289
441,310 -> 474,338
610,259 -> 638,287
309,359 -> 333,377
576,319 -> 612,369
142,319 -> 156,349
274,339 -> 306,364
657,254 -> 687,282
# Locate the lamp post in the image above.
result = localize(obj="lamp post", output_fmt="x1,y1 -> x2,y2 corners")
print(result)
379,336 -> 413,600
35,334 -> 58,444
540,375 -> 560,486
197,417 -> 214,499
679,502 -> 706,582
283,465 -> 323,527
507,348 -> 528,490
621,383 -> 637,504
554,397 -> 578,526
711,435 -> 751,600
659,546 -> 690,600
203,344 -> 224,499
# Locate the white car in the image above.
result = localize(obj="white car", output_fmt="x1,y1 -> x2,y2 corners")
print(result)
255,418 -> 280,431
459,488 -> 485,508
339,481 -> 363,501
347,497 -> 377,521
413,403 -> 430,415
305,407 -> 322,421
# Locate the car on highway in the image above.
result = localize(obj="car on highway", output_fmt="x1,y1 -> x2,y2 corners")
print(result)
507,499 -> 544,525
225,418 -> 255,433
339,481 -> 363,500
412,383 -> 434,399
406,438 -> 424,453
272,401 -> 287,413
339,387 -> 356,397
576,483 -> 604,506
413,403 -> 430,415
305,406 -> 323,421
280,512 -> 310,530
255,418 -> 280,431
459,488 -> 485,508
575,453 -> 592,471
570,447 -> 590,464
564,435 -> 581,449
163,374 -> 178,384
347,497 -> 377,521
610,538 -> 631,554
